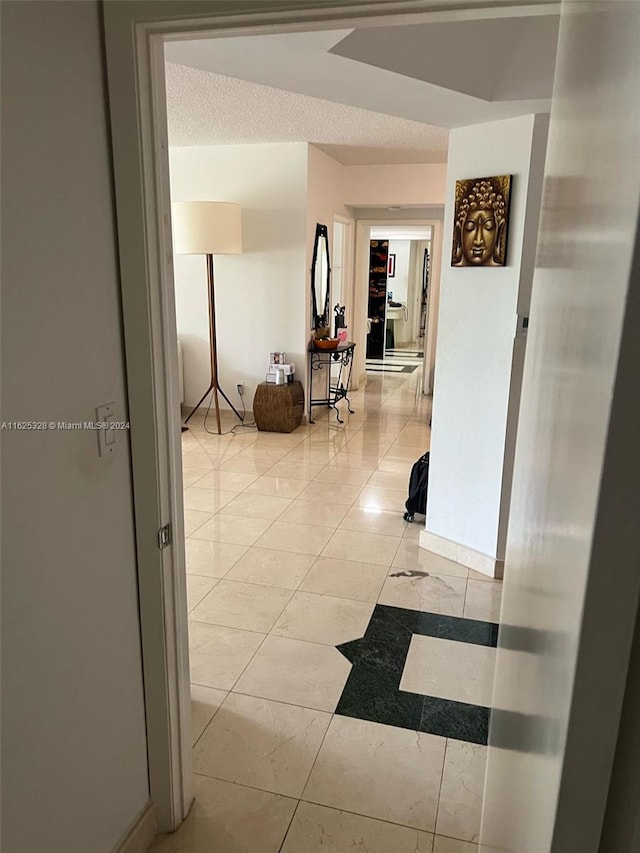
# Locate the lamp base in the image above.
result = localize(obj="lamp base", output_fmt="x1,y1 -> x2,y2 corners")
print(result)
180,252 -> 242,435
182,384 -> 242,435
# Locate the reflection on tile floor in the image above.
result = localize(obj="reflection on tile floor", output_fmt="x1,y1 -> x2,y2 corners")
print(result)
152,369 -> 500,853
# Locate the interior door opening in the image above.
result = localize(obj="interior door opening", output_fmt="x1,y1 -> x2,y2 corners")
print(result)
102,0 -> 567,845
362,224 -> 433,382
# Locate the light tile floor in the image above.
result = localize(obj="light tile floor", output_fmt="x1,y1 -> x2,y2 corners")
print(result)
152,368 -> 502,853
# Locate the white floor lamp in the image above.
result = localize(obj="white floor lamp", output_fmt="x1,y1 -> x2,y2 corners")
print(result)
172,201 -> 242,434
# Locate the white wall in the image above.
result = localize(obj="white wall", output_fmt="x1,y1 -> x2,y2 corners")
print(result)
1,3 -> 150,852
481,2 -> 640,850
169,143 -> 308,409
424,114 -> 548,564
387,239 -> 411,303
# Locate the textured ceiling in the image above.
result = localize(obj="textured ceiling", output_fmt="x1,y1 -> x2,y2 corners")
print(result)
165,12 -> 558,161
165,62 -> 449,164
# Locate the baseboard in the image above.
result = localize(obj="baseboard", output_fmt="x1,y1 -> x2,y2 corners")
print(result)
419,529 -> 504,579
116,802 -> 156,853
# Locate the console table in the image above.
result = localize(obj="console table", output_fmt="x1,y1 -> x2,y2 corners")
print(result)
308,341 -> 356,424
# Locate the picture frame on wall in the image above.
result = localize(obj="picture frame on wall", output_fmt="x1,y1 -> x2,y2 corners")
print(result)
451,174 -> 512,267
388,254 -> 396,277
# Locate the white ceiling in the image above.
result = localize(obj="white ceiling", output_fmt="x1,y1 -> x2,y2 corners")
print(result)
330,16 -> 559,102
165,62 -> 449,163
165,11 -> 559,165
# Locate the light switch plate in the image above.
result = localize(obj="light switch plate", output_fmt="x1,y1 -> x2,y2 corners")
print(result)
96,402 -> 116,458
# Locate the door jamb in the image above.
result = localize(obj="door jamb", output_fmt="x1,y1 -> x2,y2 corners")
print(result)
332,214 -> 356,338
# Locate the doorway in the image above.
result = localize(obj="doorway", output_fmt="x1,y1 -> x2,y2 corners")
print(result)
103,1 -> 545,847
353,219 -> 441,393
365,225 -> 432,378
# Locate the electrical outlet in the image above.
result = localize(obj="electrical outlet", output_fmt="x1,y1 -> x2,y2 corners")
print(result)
236,382 -> 244,396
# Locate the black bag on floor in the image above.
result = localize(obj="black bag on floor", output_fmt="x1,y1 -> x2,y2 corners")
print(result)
403,452 -> 430,522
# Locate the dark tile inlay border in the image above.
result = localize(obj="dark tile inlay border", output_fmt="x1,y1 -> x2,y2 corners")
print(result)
335,604 -> 499,745
420,696 -> 491,745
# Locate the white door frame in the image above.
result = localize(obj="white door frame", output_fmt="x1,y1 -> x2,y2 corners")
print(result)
332,214 -> 356,337
101,0 -> 472,832
423,214 -> 443,395
353,218 -> 443,391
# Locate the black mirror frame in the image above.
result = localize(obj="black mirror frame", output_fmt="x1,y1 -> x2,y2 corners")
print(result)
311,223 -> 331,330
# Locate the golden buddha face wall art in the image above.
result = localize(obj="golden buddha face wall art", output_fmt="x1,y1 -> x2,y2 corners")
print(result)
451,175 -> 512,267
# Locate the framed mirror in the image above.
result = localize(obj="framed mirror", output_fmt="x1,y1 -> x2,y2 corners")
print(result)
311,223 -> 331,331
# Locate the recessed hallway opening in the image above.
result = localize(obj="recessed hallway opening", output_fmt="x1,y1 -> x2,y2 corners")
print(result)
364,225 -> 432,379
153,367 -> 502,852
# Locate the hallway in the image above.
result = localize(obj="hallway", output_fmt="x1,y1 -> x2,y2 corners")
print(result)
154,368 -> 502,853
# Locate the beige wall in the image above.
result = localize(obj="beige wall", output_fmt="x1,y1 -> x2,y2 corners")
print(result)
306,146 -> 355,401
1,3 -> 149,851
307,145 -> 352,278
342,162 -> 446,206
307,148 -> 446,390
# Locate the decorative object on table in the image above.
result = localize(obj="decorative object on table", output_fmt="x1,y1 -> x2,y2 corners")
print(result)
313,337 -> 339,351
266,362 -> 295,384
308,340 -> 356,424
172,201 -> 243,434
253,381 -> 304,433
311,223 -> 331,331
337,327 -> 348,344
333,303 -> 346,339
451,175 -> 512,267
270,352 -> 287,365
267,362 -> 295,376
388,253 -> 396,277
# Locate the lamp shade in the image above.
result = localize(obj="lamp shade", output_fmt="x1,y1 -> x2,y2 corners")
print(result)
172,201 -> 242,255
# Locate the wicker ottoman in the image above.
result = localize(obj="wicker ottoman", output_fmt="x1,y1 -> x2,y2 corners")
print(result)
252,380 -> 305,433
